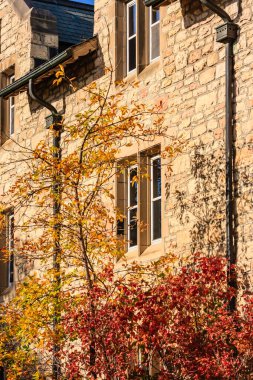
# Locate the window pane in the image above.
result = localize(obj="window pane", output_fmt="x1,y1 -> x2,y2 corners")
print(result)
128,36 -> 136,72
129,167 -> 138,206
9,253 -> 14,284
9,76 -> 15,136
128,3 -> 136,37
117,219 -> 125,236
10,107 -> 14,135
152,9 -> 160,24
129,208 -> 137,247
152,158 -> 161,198
151,23 -> 160,60
152,199 -> 161,240
9,215 -> 14,249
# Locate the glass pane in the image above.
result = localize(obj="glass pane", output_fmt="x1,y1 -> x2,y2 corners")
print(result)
9,253 -> 14,283
152,199 -> 161,240
128,36 -> 136,72
152,9 -> 160,24
152,158 -> 161,198
128,3 -> 136,37
9,215 -> 14,246
10,108 -> 14,135
117,219 -> 125,236
151,23 -> 160,60
129,167 -> 138,206
129,208 -> 137,247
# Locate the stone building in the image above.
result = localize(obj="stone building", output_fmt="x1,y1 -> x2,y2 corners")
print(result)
92,0 -> 253,277
0,0 -> 252,377
0,0 -> 252,322
0,0 -> 95,298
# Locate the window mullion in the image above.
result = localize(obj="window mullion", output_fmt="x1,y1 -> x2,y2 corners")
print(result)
136,0 -> 148,74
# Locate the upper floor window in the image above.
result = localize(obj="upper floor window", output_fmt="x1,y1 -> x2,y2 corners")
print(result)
150,7 -> 160,62
115,1 -> 160,79
126,2 -> 160,75
9,75 -> 15,136
1,67 -> 15,144
127,1 -> 137,74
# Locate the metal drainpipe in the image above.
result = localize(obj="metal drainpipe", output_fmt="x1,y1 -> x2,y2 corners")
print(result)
28,79 -> 63,379
199,0 -> 238,310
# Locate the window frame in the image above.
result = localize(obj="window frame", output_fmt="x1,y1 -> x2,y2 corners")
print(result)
1,67 -> 15,144
127,164 -> 138,250
9,74 -> 15,136
149,6 -> 160,63
116,0 -> 162,80
126,0 -> 137,75
116,147 -> 162,253
150,155 -> 162,243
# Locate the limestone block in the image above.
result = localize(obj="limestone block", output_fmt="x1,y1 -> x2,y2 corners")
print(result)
216,62 -> 225,79
196,91 -> 217,111
188,49 -> 202,64
175,50 -> 188,70
199,67 -> 215,85
31,43 -> 48,60
207,52 -> 219,67
194,58 -> 206,72
243,53 -> 253,66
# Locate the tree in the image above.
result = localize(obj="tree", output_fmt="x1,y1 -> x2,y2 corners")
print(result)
0,68 -> 252,380
0,69 -> 168,379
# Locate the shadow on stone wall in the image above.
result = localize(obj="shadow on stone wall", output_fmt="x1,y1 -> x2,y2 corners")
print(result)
235,140 -> 253,290
171,135 -> 253,291
180,0 -> 241,29
173,141 -> 226,255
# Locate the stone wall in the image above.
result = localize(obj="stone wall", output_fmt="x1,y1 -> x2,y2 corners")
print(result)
93,0 -> 253,284
0,0 -> 30,77
0,0 -> 253,299
0,0 -> 100,302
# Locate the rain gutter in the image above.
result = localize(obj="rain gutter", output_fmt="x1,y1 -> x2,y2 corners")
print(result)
0,47 -> 72,99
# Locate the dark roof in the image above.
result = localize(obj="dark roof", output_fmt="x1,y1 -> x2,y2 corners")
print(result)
30,0 -> 94,46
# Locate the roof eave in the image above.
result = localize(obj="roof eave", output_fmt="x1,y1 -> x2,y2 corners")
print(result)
0,36 -> 98,99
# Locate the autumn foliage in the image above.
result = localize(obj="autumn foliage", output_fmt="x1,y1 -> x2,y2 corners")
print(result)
62,255 -> 253,380
0,69 -> 252,379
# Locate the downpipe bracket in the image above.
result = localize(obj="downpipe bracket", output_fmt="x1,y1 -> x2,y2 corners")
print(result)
216,22 -> 238,43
